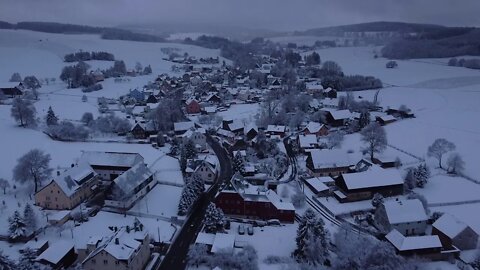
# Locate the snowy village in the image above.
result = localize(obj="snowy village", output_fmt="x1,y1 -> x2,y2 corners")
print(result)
1,2 -> 480,270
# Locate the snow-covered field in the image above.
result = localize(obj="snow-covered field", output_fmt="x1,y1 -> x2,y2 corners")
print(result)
130,184 -> 183,218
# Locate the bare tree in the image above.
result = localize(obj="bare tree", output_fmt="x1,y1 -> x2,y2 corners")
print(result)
327,131 -> 345,149
427,138 -> 455,169
0,179 -> 10,194
360,123 -> 387,160
10,98 -> 37,127
13,149 -> 52,193
446,152 -> 465,175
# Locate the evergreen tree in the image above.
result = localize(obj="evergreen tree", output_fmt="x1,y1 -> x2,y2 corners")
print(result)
8,210 -> 27,240
183,139 -> 197,159
294,209 -> 329,265
179,150 -> 187,173
232,152 -> 246,175
17,248 -> 43,270
178,175 -> 205,216
23,204 -> 37,234
9,72 -> 22,82
143,65 -> 153,75
358,111 -> 371,129
45,106 -> 58,126
204,203 -> 225,233
414,163 -> 430,188
404,168 -> 416,191
0,250 -> 16,270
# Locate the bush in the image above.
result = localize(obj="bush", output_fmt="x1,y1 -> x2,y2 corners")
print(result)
291,192 -> 306,208
82,83 -> 103,93
47,121 -> 90,141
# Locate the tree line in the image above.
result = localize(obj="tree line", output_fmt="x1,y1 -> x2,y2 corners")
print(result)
64,51 -> 115,62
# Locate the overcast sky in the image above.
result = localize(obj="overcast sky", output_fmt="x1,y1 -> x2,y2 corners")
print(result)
1,0 -> 479,32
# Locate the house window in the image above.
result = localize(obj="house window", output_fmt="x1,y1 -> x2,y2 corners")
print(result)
208,174 -> 212,177
115,261 -> 120,265
103,260 -> 108,265
92,259 -> 96,264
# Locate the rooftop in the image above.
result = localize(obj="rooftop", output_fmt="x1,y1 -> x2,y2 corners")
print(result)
341,166 -> 403,190
433,214 -> 471,239
386,229 -> 442,251
80,151 -> 144,168
383,199 -> 428,225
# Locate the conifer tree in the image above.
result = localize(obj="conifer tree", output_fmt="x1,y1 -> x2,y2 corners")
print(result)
8,210 -> 27,240
45,106 -> 58,126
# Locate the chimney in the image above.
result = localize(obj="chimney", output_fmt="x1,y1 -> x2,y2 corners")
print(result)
114,238 -> 119,245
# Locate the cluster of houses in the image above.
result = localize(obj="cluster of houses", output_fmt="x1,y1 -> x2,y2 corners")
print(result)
35,151 -> 155,211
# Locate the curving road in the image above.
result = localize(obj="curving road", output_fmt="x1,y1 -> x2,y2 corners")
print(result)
158,134 -> 232,270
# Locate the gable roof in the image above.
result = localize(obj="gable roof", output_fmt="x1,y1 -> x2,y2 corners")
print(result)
341,166 -> 403,190
304,122 -> 326,134
51,162 -> 96,197
266,125 -> 286,133
36,241 -> 74,265
433,214 -> 473,239
309,149 -> 354,170
386,229 -> 442,251
324,109 -> 354,120
174,121 -> 195,132
298,134 -> 318,148
383,199 -> 428,225
113,163 -> 153,195
80,151 -> 144,168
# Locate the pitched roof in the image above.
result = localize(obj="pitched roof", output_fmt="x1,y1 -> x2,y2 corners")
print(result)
304,122 -> 326,134
50,162 -> 96,197
211,233 -> 235,253
266,125 -> 286,133
113,163 -> 153,195
309,149 -> 354,170
80,151 -> 144,168
265,190 -> 295,211
298,134 -> 317,148
174,121 -> 195,132
36,241 -> 74,264
383,199 -> 428,225
341,166 -> 403,190
386,229 -> 442,251
433,214 -> 472,239
324,109 -> 354,120
305,178 -> 329,193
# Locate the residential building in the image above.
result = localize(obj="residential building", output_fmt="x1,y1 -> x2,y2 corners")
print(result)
386,229 -> 443,257
82,227 -> 151,270
432,214 -> 479,250
334,166 -> 403,202
0,82 -> 24,97
80,151 -> 144,181
375,199 -> 428,236
302,122 -> 329,137
35,163 -> 99,210
215,174 -> 295,223
36,241 -> 76,269
306,149 -> 355,177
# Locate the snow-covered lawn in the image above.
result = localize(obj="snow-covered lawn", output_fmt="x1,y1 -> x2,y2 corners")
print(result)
415,174 -> 480,205
0,105 -> 161,180
130,184 -> 183,218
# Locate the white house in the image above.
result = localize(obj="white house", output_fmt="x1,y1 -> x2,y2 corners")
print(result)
375,199 -> 428,236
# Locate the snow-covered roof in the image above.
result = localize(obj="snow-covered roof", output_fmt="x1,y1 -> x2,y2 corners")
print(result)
309,149 -> 354,170
383,199 -> 428,225
182,128 -> 206,139
196,232 -> 216,246
48,210 -> 71,221
211,233 -> 235,253
323,109 -> 354,120
228,120 -> 244,132
36,241 -> 74,264
266,125 -> 286,133
216,128 -> 235,138
0,82 -> 21,89
22,239 -> 48,251
174,121 -> 195,132
50,162 -> 96,197
341,166 -> 403,190
204,106 -> 217,113
304,122 -> 325,134
305,178 -> 329,193
80,151 -> 144,168
113,163 -> 153,196
377,114 -> 397,122
298,134 -> 317,148
309,99 -> 322,109
306,82 -> 323,90
433,214 -> 471,239
386,229 -> 442,251
265,190 -> 295,211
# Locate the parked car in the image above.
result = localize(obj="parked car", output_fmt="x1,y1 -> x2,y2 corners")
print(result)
254,220 -> 267,227
267,219 -> 281,226
238,224 -> 245,235
247,225 -> 254,235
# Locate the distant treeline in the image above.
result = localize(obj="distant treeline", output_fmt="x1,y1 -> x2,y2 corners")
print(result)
382,28 -> 480,59
448,58 -> 480,70
64,51 -> 115,62
0,21 -> 166,43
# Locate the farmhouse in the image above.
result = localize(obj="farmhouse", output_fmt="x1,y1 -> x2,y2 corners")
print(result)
82,227 -> 151,270
181,127 -> 207,150
186,155 -> 219,184
321,109 -> 354,127
302,121 -> 329,137
105,162 -> 156,210
35,163 -> 99,210
305,149 -> 355,177
80,151 -> 144,181
186,98 -> 201,114
375,199 -> 428,236
432,214 -> 479,250
215,174 -> 295,223
386,229 -> 443,257
266,125 -> 286,138
297,134 -> 319,152
173,121 -> 196,135
334,166 -> 404,202
0,82 -> 24,97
